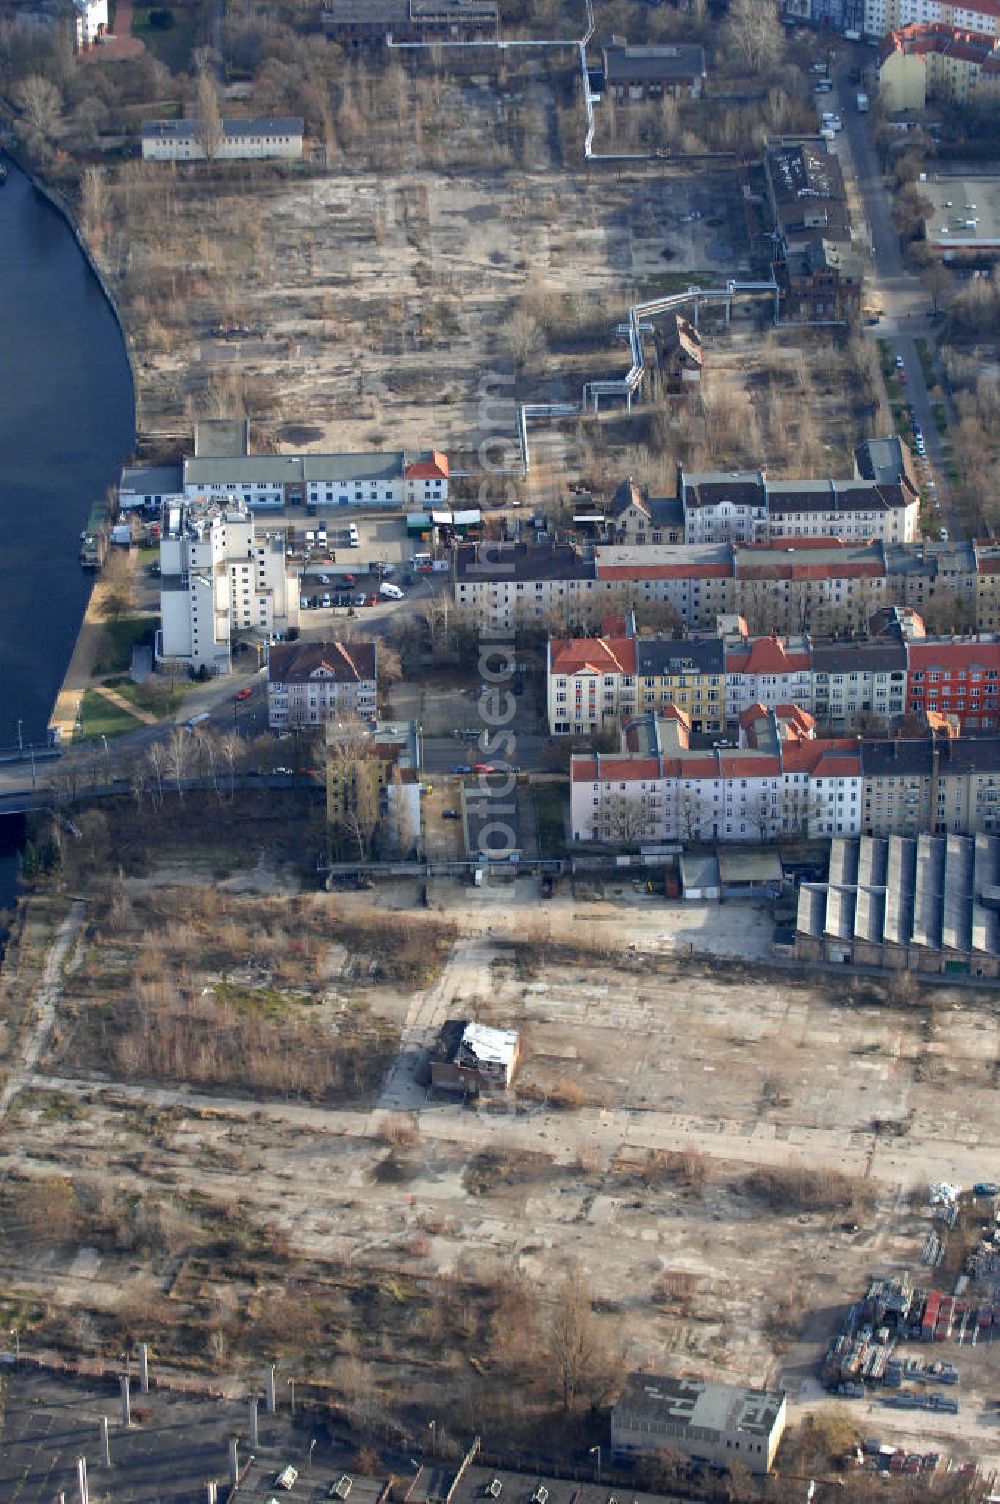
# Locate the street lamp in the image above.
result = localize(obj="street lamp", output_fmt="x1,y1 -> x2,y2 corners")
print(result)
428,1420 -> 436,1458
15,719 -> 22,753
589,1447 -> 601,1484
101,735 -> 110,785
10,1327 -> 19,1360
287,1377 -> 296,1418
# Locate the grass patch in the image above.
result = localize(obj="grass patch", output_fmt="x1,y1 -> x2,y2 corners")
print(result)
91,617 -> 156,678
915,338 -> 935,386
638,270 -> 715,295
75,690 -> 144,741
131,6 -> 198,72
534,781 -> 568,856
110,675 -> 194,720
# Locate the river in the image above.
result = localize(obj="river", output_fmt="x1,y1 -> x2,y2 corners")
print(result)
0,159 -> 136,906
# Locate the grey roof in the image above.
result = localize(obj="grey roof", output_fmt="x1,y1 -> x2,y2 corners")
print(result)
855,436 -> 910,486
768,480 -> 908,515
141,117 -> 303,139
682,470 -> 765,511
183,451 -> 405,487
322,0 -> 405,20
610,479 -> 684,529
455,542 -> 594,584
912,832 -> 945,950
812,640 -> 907,676
635,636 -> 724,676
602,42 -> 706,84
119,465 -> 183,495
828,837 -> 858,887
862,739 -> 933,779
883,835 -> 916,947
613,1373 -> 783,1440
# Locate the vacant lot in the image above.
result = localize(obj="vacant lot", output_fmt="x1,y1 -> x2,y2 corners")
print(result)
2,870 -> 1000,1462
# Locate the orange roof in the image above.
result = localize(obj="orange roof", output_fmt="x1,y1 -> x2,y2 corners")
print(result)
909,639 -> 1000,670
597,562 -> 731,580
550,636 -> 636,676
727,637 -> 810,675
596,757 -> 662,780
718,754 -> 781,777
572,758 -> 599,782
405,449 -> 449,480
739,560 -> 883,581
677,756 -> 719,778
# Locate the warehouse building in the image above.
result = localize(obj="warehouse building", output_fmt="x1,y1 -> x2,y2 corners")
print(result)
611,1373 -> 786,1475
794,833 -> 1000,975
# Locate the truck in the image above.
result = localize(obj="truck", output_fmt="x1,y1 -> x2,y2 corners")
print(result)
857,91 -> 869,111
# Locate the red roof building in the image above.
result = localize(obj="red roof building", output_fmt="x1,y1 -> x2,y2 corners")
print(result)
906,638 -> 1000,731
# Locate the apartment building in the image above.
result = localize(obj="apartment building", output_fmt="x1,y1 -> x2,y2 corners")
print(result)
681,467 -> 919,546
458,540 -> 1000,640
546,632 -> 637,735
140,117 -> 305,162
905,637 -> 1000,730
325,719 -> 422,855
764,142 -> 862,324
572,704 -> 1000,847
606,478 -> 685,545
611,1374 -> 786,1476
725,634 -> 814,719
158,501 -> 299,675
811,638 -> 909,728
183,448 -> 448,511
879,22 -> 1000,108
862,734 -> 1000,836
570,704 -> 864,845
267,640 -> 377,729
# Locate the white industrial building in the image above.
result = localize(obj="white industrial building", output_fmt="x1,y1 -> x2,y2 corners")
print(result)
612,1373 -> 786,1475
181,449 -> 449,511
157,501 -> 299,675
140,117 -> 305,162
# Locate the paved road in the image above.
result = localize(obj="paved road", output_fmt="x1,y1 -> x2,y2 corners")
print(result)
833,63 -> 959,540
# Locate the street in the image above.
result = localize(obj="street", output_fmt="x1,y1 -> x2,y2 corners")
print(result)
833,54 -> 960,539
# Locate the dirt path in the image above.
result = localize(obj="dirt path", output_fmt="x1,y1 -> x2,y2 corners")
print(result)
0,901 -> 87,1122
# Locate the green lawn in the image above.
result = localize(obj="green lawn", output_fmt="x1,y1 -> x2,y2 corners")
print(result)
132,7 -> 198,73
91,618 -> 156,678
106,673 -> 193,719
75,691 -> 144,741
534,781 -> 569,857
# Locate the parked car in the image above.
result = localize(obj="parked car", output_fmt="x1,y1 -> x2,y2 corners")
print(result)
442,808 -> 460,820
474,763 -> 496,773
321,594 -> 332,607
353,594 -> 368,606
235,687 -> 252,701
895,354 -> 905,368
452,763 -> 472,773
973,1181 -> 999,1196
485,1483 -> 502,1501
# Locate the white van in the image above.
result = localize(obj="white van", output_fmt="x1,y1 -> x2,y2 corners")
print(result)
348,524 -> 360,547
379,582 -> 404,600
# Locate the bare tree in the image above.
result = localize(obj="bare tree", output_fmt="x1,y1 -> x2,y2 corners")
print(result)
16,75 -> 62,139
721,0 -> 783,77
604,792 -> 648,851
326,715 -> 382,859
546,1263 -> 599,1410
195,69 -> 223,161
163,728 -> 192,805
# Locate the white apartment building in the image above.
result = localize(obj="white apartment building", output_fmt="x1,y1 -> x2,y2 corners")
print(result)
681,468 -> 919,546
158,502 -> 299,675
268,640 -> 377,729
140,117 -> 305,162
570,710 -> 864,845
724,634 -> 814,719
182,449 -> 448,512
74,0 -> 107,49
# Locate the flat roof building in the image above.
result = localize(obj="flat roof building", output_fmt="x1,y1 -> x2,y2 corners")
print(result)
612,1373 -> 786,1475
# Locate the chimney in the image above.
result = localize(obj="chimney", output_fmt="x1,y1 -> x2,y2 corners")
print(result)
77,1457 -> 89,1504
100,1416 -> 110,1469
229,1437 -> 239,1488
249,1396 -> 259,1448
265,1365 -> 276,1414
120,1375 -> 131,1428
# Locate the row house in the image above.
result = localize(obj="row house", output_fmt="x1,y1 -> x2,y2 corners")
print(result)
547,627 -> 725,735
905,637 -> 1000,730
811,638 -> 909,728
572,707 -> 1000,848
570,707 -> 864,845
880,22 -> 1000,109
681,466 -> 919,546
725,634 -> 813,720
457,540 -> 1000,643
862,735 -> 1000,836
267,639 -> 377,730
